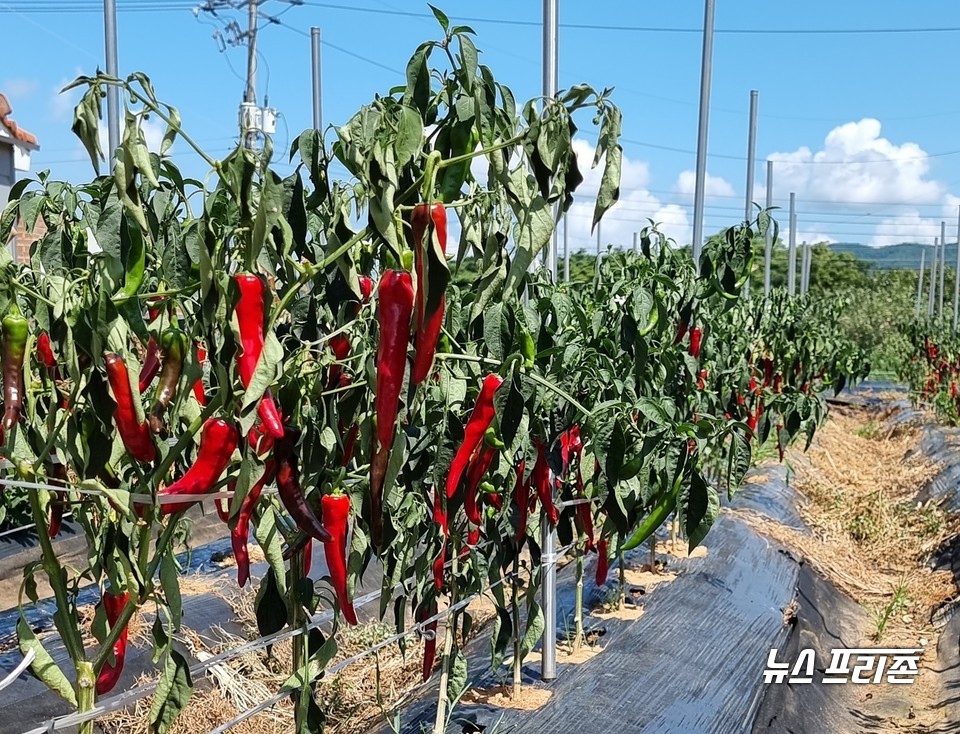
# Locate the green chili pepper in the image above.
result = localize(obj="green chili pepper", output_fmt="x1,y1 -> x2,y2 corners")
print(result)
2,312 -> 28,432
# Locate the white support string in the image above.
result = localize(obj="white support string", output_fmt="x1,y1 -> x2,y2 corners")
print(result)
21,542 -> 578,734
0,647 -> 36,693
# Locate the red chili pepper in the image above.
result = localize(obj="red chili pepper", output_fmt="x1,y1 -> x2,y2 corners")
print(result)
446,374 -> 503,500
697,369 -> 707,390
559,425 -> 583,476
158,418 -> 239,515
595,539 -> 609,586
463,445 -> 495,538
274,426 -> 333,544
370,270 -> 414,547
513,460 -> 529,543
96,589 -> 130,695
358,275 -> 374,304
532,439 -> 558,525
302,538 -> 313,576
105,353 -> 157,464
148,327 -> 188,434
138,337 -> 161,393
433,489 -> 447,590
192,343 -> 207,405
234,273 -> 284,438
689,327 -> 702,359
321,492 -> 358,625
215,496 -> 231,523
230,459 -> 276,587
674,318 -> 688,345
412,203 -> 448,385
327,333 -> 351,389
417,599 -> 438,682
37,332 -> 57,370
762,359 -> 774,388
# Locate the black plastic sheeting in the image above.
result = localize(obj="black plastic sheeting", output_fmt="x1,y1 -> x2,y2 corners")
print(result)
375,504 -> 799,734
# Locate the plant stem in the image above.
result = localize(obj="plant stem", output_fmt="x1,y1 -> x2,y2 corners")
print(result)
433,550 -> 459,734
618,548 -> 626,610
12,279 -> 56,308
573,550 -> 585,655
290,547 -> 309,728
75,660 -> 95,734
269,226 -> 371,329
512,558 -> 521,699
27,483 -> 85,663
436,134 -> 526,171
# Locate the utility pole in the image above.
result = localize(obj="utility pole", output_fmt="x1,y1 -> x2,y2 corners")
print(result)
916,249 -> 925,321
940,220 -> 947,319
241,0 -> 259,150
103,0 -> 120,162
690,0 -> 716,268
311,27 -> 322,130
929,238 -> 938,317
633,231 -> 639,255
595,220 -> 602,275
787,192 -> 797,296
563,214 -> 570,283
764,160 -> 773,298
742,90 -> 758,300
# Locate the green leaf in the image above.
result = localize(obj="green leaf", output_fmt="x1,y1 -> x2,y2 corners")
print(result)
394,106 -> 424,166
72,85 -> 104,172
17,617 -> 77,705
448,649 -> 468,703
518,600 -> 544,659
428,4 -> 450,33
160,550 -> 183,632
678,471 -> 719,551
160,104 -> 180,156
253,504 -> 288,596
255,567 -> 288,637
725,429 -> 751,498
148,636 -> 194,734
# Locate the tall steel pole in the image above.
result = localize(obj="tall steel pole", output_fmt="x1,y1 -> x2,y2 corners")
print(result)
940,220 -> 947,319
764,160 -> 773,297
311,27 -> 323,130
916,249 -> 926,320
563,214 -> 570,283
542,0 -> 559,283
787,192 -> 797,296
929,238 -> 938,317
744,90 -> 758,224
633,231 -> 639,255
540,0 -> 558,683
595,220 -> 602,273
103,0 -> 120,160
690,0 -> 716,268
954,206 -> 960,333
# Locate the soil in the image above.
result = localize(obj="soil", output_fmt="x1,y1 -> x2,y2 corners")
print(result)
460,684 -> 553,711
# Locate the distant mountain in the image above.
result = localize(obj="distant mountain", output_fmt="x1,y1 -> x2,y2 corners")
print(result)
830,241 -> 954,270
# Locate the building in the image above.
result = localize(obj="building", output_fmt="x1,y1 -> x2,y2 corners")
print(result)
0,92 -> 41,262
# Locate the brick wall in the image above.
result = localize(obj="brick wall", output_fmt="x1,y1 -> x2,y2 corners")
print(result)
9,215 -> 45,263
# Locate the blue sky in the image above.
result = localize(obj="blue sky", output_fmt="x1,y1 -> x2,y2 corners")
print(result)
4,0 -> 960,260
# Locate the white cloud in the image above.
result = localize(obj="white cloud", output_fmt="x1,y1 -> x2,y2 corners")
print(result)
760,118 -> 960,246
50,73 -> 84,121
676,169 -> 735,198
564,139 -> 692,251
768,118 -> 943,206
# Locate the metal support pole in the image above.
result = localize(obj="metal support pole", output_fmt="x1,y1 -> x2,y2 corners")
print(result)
787,193 -> 797,296
954,206 -> 960,333
633,231 -> 639,255
744,90 -> 758,225
799,242 -> 808,294
563,214 -> 570,283
595,220 -> 602,275
103,0 -> 120,161
690,0 -> 716,268
310,27 -> 323,130
929,238 -> 938,317
540,0 -> 558,683
540,515 -> 557,682
542,0 -> 559,283
763,160 -> 773,298
940,221 -> 947,319
916,249 -> 926,320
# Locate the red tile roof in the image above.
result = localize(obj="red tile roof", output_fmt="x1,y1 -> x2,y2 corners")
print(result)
0,93 -> 38,146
